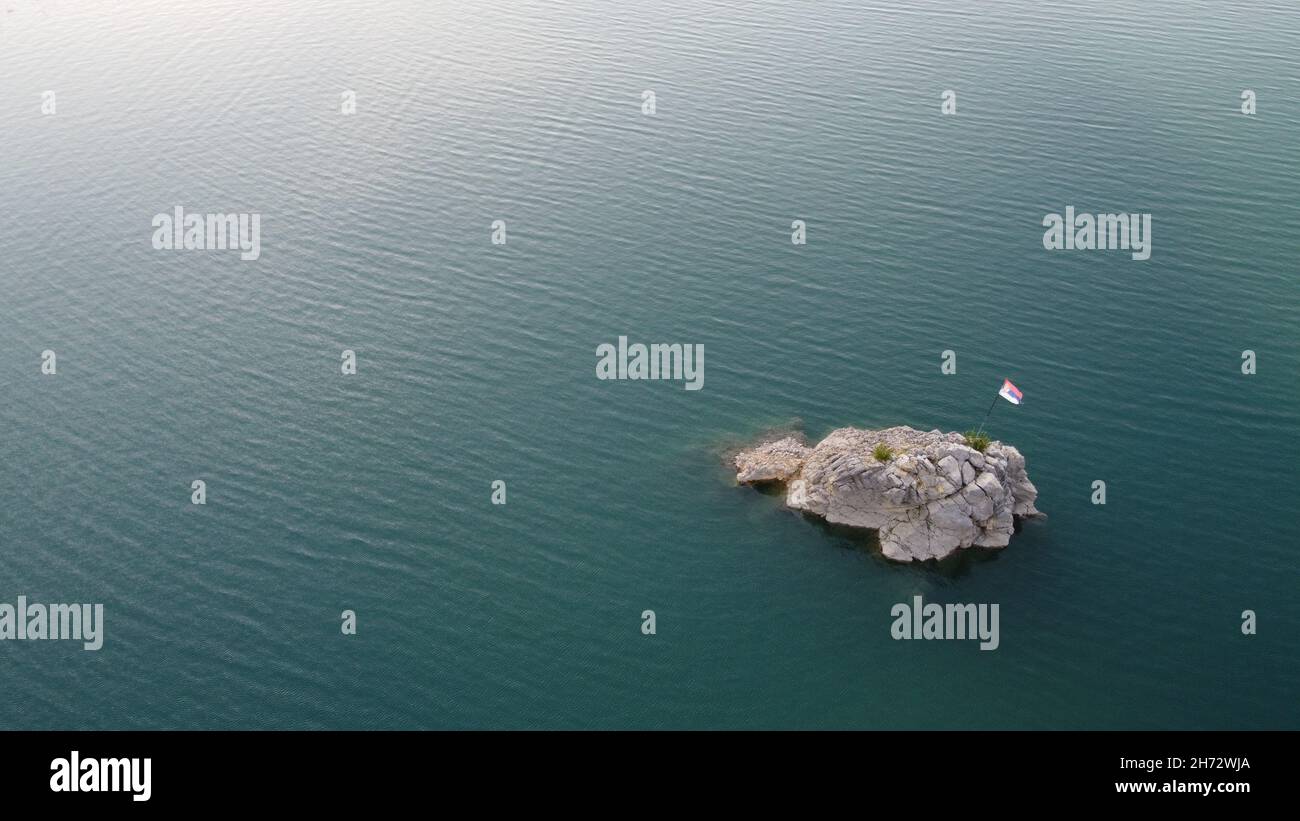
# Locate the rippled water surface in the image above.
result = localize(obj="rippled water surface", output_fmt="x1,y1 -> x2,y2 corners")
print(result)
1,0 -> 1297,728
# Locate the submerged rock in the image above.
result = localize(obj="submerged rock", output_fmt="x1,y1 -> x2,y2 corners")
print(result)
734,426 -> 1040,562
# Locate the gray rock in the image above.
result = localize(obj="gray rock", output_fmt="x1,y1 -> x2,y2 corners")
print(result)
733,436 -> 811,483
734,425 -> 1041,562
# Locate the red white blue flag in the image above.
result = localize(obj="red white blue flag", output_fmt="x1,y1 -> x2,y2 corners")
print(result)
998,379 -> 1023,405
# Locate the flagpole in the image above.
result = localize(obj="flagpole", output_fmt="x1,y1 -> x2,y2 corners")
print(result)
975,393 -> 999,437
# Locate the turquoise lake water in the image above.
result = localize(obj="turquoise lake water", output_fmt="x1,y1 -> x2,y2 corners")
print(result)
1,0 -> 1297,728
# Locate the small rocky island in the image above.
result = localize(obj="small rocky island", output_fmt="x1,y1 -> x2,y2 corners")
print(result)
735,426 -> 1041,562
